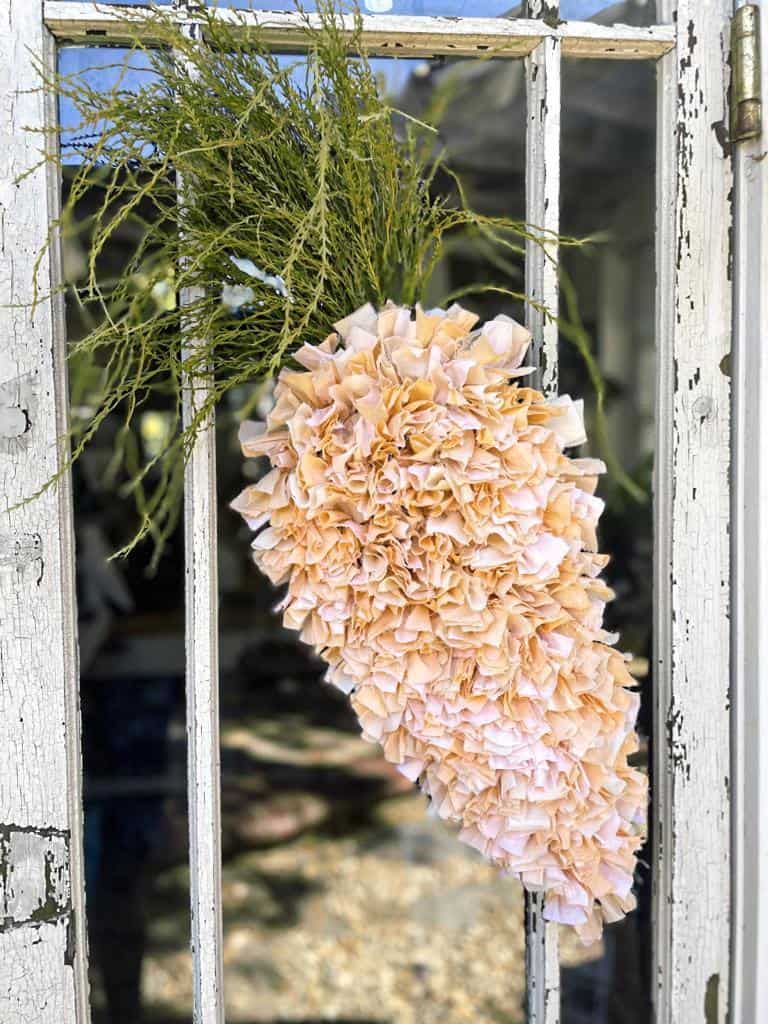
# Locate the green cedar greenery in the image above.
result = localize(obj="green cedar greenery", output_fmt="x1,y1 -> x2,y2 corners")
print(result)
30,1 -> 639,565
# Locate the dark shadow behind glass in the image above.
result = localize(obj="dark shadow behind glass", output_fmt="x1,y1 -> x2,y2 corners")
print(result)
557,55 -> 655,1024
62,45 -> 195,1024
215,53 -> 529,1024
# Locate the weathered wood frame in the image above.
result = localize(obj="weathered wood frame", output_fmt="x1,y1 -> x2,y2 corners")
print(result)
523,3 -> 561,1022
731,2 -> 768,1022
0,4 -> 90,1022
0,1 -> 744,1022
653,4 -> 733,1022
175,5 -> 226,1019
44,2 -> 676,58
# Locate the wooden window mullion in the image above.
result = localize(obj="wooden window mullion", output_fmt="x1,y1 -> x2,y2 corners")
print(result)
653,2 -> 733,1021
523,2 -> 562,1021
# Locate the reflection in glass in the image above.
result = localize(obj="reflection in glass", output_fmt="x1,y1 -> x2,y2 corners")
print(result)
216,0 -> 659,20
398,46 -> 656,1024
558,56 -> 655,1024
59,48 -> 157,161
74,371 -> 193,1023
56,0 -> 171,4
204,1 -> 517,13
55,0 -> 660,21
215,523 -> 527,1020
62,40 -> 530,1022
560,0 -> 656,22
61,44 -> 194,1024
216,53 -> 529,1024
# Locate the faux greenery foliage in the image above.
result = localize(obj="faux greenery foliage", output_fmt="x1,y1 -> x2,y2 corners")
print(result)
30,1 -> 639,565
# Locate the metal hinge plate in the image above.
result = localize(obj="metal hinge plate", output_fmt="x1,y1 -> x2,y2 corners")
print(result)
731,5 -> 762,144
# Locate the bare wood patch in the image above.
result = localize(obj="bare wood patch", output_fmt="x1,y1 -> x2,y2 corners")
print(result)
0,373 -> 38,451
0,825 -> 70,932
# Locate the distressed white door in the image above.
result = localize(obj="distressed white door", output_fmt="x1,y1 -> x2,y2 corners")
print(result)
0,1 -> 762,1022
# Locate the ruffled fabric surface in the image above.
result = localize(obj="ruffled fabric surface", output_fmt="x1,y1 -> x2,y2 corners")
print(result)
232,302 -> 647,941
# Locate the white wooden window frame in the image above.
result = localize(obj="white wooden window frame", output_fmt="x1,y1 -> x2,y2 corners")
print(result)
731,3 -> 768,1023
0,1 -> 757,1021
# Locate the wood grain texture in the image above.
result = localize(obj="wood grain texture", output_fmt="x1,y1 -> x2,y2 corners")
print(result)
653,2 -> 733,1022
0,3 -> 89,1021
524,4 -> 561,1019
731,3 -> 768,1022
43,1 -> 675,59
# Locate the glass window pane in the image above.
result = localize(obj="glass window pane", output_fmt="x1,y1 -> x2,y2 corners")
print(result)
59,48 -> 158,161
60,45 -> 194,1024
558,54 -> 655,1024
53,0 -> 507,11
56,0 -> 171,4
217,1 -> 519,13
55,0 -> 665,24
217,52 -> 530,1024
561,0 -> 658,23
215,0 -> 660,19
397,45 -> 655,1018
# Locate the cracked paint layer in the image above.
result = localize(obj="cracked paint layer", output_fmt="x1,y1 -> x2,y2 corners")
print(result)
0,372 -> 38,454
0,2 -> 87,1021
0,825 -> 71,932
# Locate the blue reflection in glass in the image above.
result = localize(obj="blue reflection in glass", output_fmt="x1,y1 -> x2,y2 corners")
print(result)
58,48 -> 159,163
56,0 -> 171,4
210,1 -> 512,11
214,0 -> 654,17
56,1 -> 657,22
57,45 -> 420,166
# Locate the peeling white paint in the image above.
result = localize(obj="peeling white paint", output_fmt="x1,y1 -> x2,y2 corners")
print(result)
0,827 -> 70,929
653,3 -> 733,1022
0,4 -> 88,1021
43,0 -> 676,60
0,920 -> 76,1024
0,373 -> 38,452
524,3 -> 561,1020
176,10 -> 226,1021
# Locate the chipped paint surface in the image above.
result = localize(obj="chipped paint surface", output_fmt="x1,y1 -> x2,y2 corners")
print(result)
524,4 -> 561,1020
43,1 -> 675,60
654,2 -> 732,1022
0,920 -> 77,1024
0,825 -> 70,931
0,2 -> 88,1021
0,373 -> 38,453
176,12 -> 226,1022
525,3 -> 560,400
0,534 -> 44,581
526,0 -> 562,29
705,973 -> 720,1024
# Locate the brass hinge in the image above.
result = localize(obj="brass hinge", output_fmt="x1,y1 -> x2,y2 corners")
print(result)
731,6 -> 762,144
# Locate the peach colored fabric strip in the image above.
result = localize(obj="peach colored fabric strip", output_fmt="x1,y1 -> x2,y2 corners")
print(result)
232,302 -> 647,942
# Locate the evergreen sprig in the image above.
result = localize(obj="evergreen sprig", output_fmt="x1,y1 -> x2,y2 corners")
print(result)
30,2 -> 573,563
